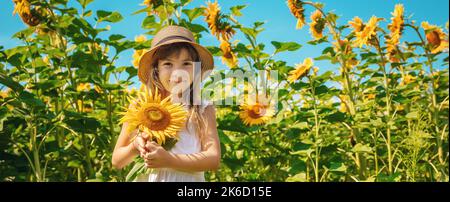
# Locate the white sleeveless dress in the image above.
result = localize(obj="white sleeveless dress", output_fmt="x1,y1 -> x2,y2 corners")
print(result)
133,99 -> 211,182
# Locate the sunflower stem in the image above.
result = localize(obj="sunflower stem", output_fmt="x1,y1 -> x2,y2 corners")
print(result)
31,123 -> 42,182
373,128 -> 379,179
308,75 -> 321,182
24,39 -> 43,182
81,130 -> 94,179
108,92 -> 114,138
374,36 -> 394,176
81,98 -> 94,179
305,1 -> 365,179
405,24 -> 443,166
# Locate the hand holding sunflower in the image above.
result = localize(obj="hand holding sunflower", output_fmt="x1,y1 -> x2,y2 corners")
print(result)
142,141 -> 176,168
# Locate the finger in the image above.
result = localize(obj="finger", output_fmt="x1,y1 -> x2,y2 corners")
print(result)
136,137 -> 146,149
140,138 -> 151,152
141,132 -> 149,140
145,152 -> 152,160
131,129 -> 139,137
144,141 -> 151,151
140,151 -> 147,158
145,141 -> 157,152
146,141 -> 159,151
145,150 -> 158,160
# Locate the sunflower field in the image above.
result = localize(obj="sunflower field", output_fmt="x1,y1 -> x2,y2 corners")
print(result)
0,0 -> 449,182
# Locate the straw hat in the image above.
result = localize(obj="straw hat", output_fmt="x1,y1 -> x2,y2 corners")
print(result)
138,25 -> 214,85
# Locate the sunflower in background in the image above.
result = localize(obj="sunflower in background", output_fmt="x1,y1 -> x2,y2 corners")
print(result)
77,83 -> 91,92
338,95 -> 350,114
142,0 -> 169,16
1,88 -> 15,111
219,38 -> 238,68
385,4 -> 405,62
309,10 -> 326,39
204,1 -> 238,69
132,35 -> 148,68
239,94 -> 275,126
400,74 -> 416,86
119,86 -> 187,147
287,0 -> 306,30
333,39 -> 359,69
422,21 -> 449,54
12,0 -> 43,26
288,57 -> 314,83
12,0 -> 31,17
204,1 -> 236,41
352,16 -> 381,48
0,89 -> 10,99
142,0 -> 165,8
349,17 -> 365,33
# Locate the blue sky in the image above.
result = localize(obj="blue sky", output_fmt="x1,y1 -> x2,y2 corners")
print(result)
1,0 -> 449,87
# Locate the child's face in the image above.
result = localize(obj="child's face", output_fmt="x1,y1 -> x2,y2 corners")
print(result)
157,48 -> 194,94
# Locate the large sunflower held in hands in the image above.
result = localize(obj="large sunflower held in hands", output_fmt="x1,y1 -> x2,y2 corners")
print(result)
119,86 -> 187,147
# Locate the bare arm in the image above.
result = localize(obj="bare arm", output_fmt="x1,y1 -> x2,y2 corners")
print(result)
112,122 -> 146,169
144,105 -> 221,172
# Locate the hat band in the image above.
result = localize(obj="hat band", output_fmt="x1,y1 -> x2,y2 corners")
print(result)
154,35 -> 194,46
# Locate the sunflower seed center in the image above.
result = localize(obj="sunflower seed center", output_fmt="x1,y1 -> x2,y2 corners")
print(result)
427,31 -> 441,47
249,104 -> 266,119
148,109 -> 163,121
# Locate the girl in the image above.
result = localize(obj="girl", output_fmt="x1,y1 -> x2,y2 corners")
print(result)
112,26 -> 221,182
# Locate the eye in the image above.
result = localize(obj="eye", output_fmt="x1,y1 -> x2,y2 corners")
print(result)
162,62 -> 172,68
183,61 -> 193,66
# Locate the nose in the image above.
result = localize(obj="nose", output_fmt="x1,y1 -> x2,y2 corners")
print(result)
172,77 -> 182,84
170,73 -> 185,84
169,68 -> 190,84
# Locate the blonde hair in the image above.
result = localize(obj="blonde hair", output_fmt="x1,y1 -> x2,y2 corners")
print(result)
145,42 -> 208,148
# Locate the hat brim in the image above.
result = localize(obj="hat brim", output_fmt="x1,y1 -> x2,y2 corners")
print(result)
138,39 -> 214,85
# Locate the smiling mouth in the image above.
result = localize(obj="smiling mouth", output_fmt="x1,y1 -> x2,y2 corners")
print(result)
171,80 -> 183,84
170,78 -> 189,84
